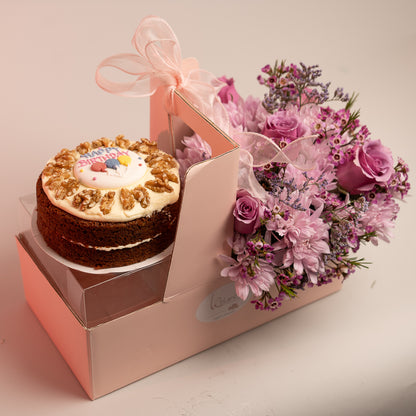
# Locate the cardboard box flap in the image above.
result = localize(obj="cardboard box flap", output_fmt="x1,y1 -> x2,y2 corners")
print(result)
149,90 -> 240,301
164,148 -> 239,300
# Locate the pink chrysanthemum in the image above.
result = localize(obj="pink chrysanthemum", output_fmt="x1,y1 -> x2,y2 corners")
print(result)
273,207 -> 330,284
358,194 -> 400,245
175,133 -> 212,178
243,96 -> 268,132
219,254 -> 275,300
223,96 -> 268,133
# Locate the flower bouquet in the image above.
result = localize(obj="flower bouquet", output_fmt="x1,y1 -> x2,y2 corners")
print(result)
176,61 -> 410,310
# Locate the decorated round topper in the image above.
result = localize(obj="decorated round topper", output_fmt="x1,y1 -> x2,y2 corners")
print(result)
74,147 -> 146,189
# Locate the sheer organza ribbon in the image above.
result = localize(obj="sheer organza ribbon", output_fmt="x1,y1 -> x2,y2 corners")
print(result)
96,15 -> 316,201
95,15 -> 229,131
234,132 -> 317,201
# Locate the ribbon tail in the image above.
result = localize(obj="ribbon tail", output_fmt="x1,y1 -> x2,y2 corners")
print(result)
238,149 -> 269,202
271,135 -> 318,170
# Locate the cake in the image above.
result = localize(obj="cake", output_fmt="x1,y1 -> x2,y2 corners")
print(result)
36,135 -> 181,269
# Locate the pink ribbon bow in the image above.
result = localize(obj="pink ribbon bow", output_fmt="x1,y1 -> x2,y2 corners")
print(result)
96,15 -> 228,129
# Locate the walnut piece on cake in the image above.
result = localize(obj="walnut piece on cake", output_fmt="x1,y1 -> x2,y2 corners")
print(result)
53,149 -> 78,169
115,134 -> 130,149
129,138 -> 158,155
42,163 -> 57,177
92,137 -> 114,148
76,142 -> 93,155
54,178 -> 80,200
120,188 -> 136,210
100,191 -> 116,215
145,178 -> 174,193
132,185 -> 150,208
151,167 -> 179,184
73,189 -> 102,211
44,170 -> 72,190
145,151 -> 177,170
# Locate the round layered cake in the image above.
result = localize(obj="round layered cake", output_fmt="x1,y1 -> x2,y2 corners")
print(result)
36,135 -> 181,269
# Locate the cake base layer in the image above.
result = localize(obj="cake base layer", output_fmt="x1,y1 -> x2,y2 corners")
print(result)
36,176 -> 179,269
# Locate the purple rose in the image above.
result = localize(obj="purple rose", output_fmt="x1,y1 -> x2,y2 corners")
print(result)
337,140 -> 394,194
218,76 -> 240,104
261,111 -> 306,143
233,189 -> 263,235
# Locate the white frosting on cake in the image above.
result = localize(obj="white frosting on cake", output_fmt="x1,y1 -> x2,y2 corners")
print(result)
41,140 -> 180,223
63,234 -> 161,251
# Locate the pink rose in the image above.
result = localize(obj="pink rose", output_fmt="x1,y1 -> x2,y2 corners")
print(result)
218,76 -> 240,104
261,111 -> 306,143
337,140 -> 394,194
233,189 -> 263,235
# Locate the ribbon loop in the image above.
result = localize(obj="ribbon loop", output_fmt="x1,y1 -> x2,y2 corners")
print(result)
132,15 -> 180,59
232,132 -> 317,171
95,53 -> 161,97
232,132 -> 317,201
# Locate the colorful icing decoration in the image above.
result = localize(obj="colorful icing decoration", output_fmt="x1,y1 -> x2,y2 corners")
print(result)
118,155 -> 132,166
105,158 -> 120,170
74,147 -> 147,189
91,162 -> 107,172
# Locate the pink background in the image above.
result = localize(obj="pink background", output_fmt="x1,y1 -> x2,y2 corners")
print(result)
2,0 -> 416,414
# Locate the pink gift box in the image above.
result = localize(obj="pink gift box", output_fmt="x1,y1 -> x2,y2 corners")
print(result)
16,89 -> 342,399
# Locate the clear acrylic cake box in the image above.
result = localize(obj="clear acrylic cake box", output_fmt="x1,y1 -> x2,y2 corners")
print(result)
16,90 -> 343,399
